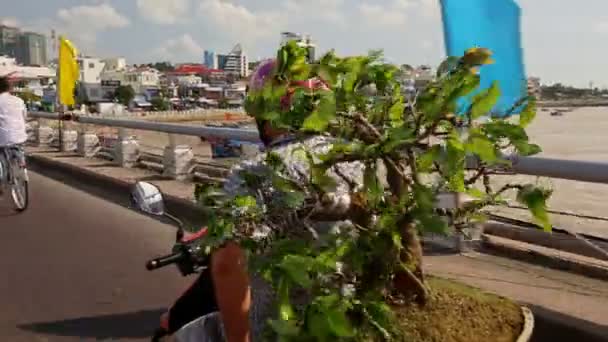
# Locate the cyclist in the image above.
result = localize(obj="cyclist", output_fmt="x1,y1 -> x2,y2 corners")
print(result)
0,75 -> 28,194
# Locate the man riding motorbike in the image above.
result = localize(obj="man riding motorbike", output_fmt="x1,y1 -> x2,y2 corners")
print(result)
161,59 -> 364,342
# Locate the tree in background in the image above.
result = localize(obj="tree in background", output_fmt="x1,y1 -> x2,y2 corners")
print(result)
151,97 -> 170,111
146,62 -> 175,72
114,85 -> 135,106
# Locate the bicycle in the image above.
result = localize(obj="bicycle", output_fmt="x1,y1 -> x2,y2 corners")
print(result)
0,145 -> 29,212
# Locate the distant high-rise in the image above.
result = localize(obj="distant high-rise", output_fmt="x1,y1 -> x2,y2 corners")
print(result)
0,25 -> 20,59
217,44 -> 249,78
204,50 -> 218,69
17,32 -> 47,66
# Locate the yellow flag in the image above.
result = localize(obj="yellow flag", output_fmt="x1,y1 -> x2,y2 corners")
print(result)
58,36 -> 79,106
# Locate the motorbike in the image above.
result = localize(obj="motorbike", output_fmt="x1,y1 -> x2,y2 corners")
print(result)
130,181 -> 219,341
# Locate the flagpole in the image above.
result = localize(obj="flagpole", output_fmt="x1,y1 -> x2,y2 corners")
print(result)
57,35 -> 63,151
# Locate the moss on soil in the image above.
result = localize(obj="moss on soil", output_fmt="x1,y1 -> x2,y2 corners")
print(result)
392,277 -> 524,342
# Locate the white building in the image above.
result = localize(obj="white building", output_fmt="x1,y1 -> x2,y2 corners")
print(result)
102,57 -> 127,73
218,44 -> 249,78
0,55 -> 55,96
77,57 -> 105,84
101,66 -> 161,95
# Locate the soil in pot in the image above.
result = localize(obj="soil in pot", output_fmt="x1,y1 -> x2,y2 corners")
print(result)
390,276 -> 524,342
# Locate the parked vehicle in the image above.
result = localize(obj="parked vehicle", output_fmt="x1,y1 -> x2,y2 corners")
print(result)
130,182 -> 218,341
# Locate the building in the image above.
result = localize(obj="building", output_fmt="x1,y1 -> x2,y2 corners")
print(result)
217,44 -> 249,78
17,32 -> 47,66
280,32 -> 316,63
0,55 -> 55,97
204,50 -> 218,69
78,57 -> 106,84
0,25 -> 48,66
0,25 -> 20,59
527,77 -> 541,99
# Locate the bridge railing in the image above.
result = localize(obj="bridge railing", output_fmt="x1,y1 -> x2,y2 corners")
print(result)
28,111 -> 261,182
27,111 -> 608,185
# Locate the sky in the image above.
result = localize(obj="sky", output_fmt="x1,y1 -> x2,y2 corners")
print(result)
1,0 -> 606,88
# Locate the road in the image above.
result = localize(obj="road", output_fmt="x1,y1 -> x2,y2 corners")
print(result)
0,172 -> 191,341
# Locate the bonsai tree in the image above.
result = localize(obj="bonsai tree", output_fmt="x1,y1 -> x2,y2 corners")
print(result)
196,42 -> 551,340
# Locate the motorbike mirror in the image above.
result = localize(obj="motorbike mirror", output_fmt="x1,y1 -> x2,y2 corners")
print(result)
131,181 -> 166,216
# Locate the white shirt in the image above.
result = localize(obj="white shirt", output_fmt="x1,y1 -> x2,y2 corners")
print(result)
0,92 -> 28,146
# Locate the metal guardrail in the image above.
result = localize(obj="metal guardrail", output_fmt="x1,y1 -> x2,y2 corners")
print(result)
30,111 -> 260,143
29,111 -> 608,185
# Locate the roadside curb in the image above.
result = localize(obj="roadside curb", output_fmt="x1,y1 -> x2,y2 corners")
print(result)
480,235 -> 608,281
484,222 -> 608,261
27,153 -> 208,227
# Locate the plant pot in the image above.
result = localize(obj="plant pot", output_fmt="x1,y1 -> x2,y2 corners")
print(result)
517,306 -> 535,342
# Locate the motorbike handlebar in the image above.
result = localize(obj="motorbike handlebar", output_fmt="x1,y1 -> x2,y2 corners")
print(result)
146,252 -> 186,271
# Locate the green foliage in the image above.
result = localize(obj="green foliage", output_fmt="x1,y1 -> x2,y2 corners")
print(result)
114,85 -> 135,106
151,97 -> 170,111
194,44 -> 551,341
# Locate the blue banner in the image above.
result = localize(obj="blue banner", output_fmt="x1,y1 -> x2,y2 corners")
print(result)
440,0 -> 527,115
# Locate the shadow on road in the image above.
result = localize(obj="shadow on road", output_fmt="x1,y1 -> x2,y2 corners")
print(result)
529,304 -> 608,342
18,308 -> 164,340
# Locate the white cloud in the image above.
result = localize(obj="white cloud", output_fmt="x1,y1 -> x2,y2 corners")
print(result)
0,17 -> 20,27
137,0 -> 190,25
153,34 -> 204,62
358,2 -> 408,28
53,3 -> 130,52
198,0 -> 286,44
593,20 -> 608,34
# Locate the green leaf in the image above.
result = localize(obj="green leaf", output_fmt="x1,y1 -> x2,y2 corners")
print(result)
416,212 -> 448,234
469,81 -> 501,119
282,191 -> 306,208
234,195 -> 257,209
517,185 -> 552,231
364,164 -> 383,207
513,141 -> 542,156
466,134 -> 498,163
326,307 -> 355,337
519,98 -> 537,128
277,278 -> 295,321
268,319 -> 300,337
417,145 -> 441,172
311,166 -> 338,192
382,126 -> 415,153
445,136 -> 466,192
279,255 -> 314,288
466,187 -> 486,199
388,98 -> 405,127
302,92 -> 336,132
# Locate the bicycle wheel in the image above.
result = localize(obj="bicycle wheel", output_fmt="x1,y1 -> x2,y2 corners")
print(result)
9,161 -> 28,212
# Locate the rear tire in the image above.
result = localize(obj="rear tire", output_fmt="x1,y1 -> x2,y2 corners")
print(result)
9,166 -> 28,212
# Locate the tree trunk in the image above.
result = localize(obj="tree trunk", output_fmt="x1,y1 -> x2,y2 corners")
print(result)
385,160 -> 429,305
393,219 -> 428,305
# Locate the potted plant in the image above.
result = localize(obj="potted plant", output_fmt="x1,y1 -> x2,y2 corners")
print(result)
196,42 -> 548,341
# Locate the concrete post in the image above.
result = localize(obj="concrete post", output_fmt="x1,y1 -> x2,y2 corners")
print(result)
60,130 -> 78,152
36,120 -> 54,147
114,128 -> 139,168
163,134 -> 194,180
77,126 -> 100,158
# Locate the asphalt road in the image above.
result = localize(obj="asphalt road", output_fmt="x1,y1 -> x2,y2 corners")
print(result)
0,172 -> 192,341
